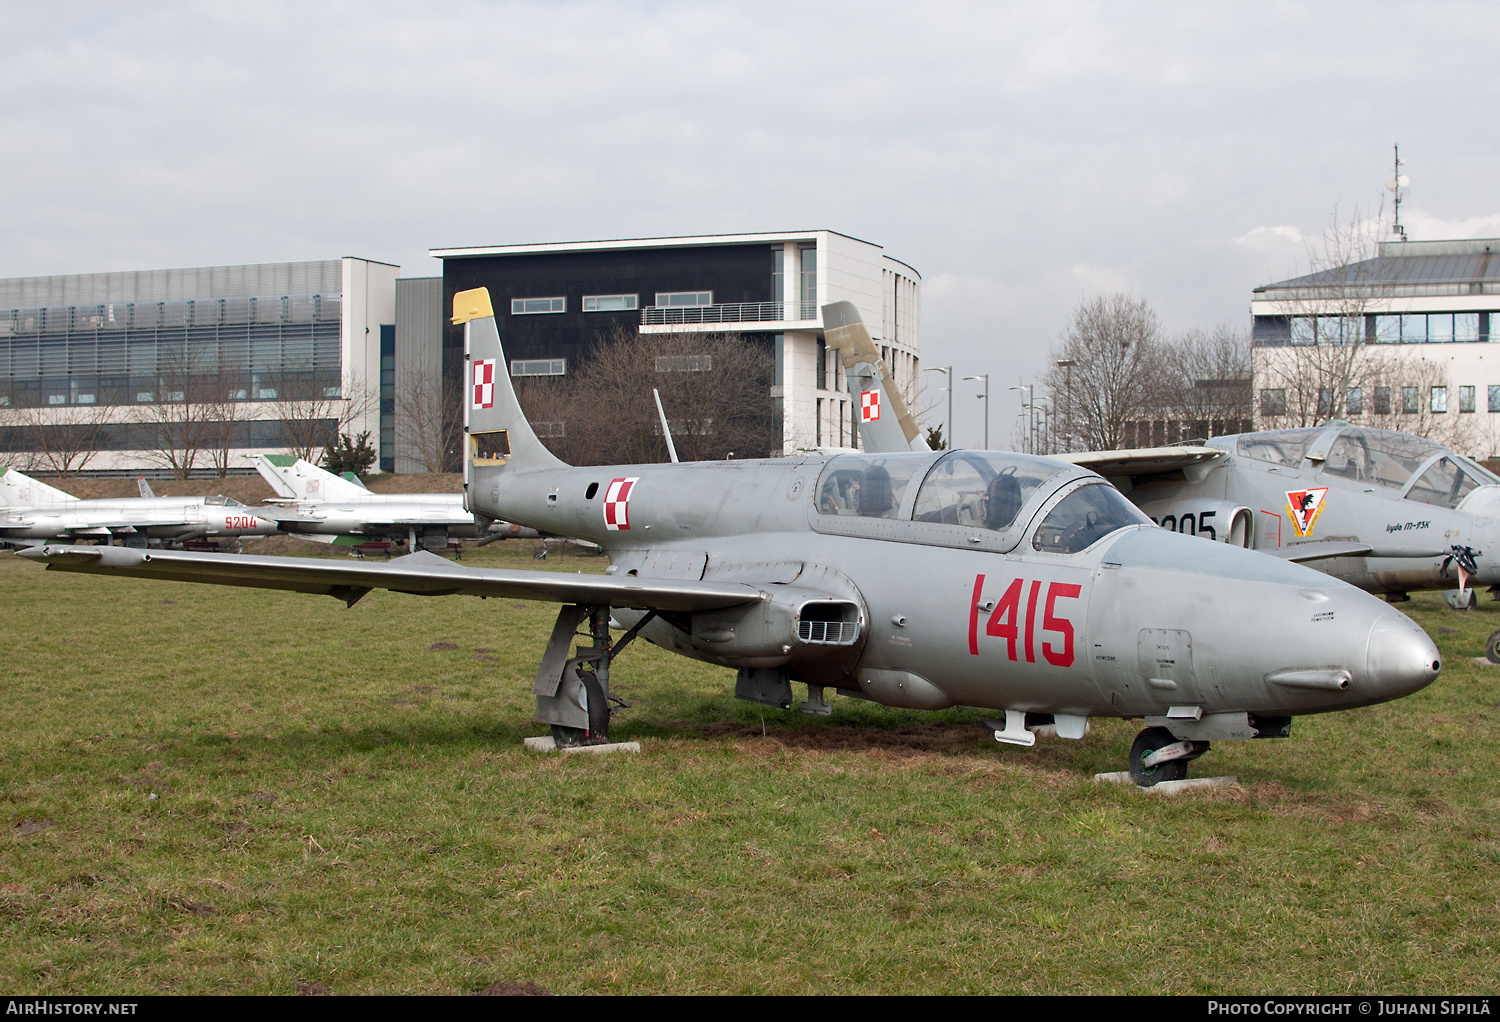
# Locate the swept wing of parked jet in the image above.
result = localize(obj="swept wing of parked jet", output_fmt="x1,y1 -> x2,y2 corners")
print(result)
20,292 -> 1442,786
0,466 -> 280,547
252,455 -> 541,547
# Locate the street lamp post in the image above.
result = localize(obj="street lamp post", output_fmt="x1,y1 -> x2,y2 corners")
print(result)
1055,359 -> 1075,451
963,373 -> 989,450
923,365 -> 953,448
1008,384 -> 1035,454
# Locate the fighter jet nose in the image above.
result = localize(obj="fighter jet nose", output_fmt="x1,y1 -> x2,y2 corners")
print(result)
1364,611 -> 1441,699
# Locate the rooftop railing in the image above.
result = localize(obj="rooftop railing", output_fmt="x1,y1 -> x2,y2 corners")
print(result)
640,301 -> 820,326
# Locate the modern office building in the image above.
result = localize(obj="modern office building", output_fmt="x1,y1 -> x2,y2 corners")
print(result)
430,231 -> 922,455
0,258 -> 396,475
1251,237 -> 1500,457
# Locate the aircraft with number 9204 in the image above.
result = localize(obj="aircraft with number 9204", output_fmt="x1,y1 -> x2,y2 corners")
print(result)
19,292 -> 1443,785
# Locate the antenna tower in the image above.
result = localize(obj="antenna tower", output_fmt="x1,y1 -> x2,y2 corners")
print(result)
1386,145 -> 1409,242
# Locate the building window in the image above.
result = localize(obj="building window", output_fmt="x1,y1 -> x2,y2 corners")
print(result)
654,291 -> 712,308
800,246 -> 817,309
510,359 -> 566,377
1490,385 -> 1500,413
1400,314 -> 1426,342
655,355 -> 711,372
1431,386 -> 1447,413
1460,385 -> 1476,413
511,297 -> 566,315
1373,387 -> 1391,415
1346,387 -> 1362,416
1402,387 -> 1419,414
1260,388 -> 1286,416
1317,388 -> 1336,418
772,248 -> 785,303
1457,314 -> 1481,342
582,295 -> 638,312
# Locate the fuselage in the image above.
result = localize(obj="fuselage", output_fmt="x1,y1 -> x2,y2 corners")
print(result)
469,448 -> 1440,721
0,494 -> 278,543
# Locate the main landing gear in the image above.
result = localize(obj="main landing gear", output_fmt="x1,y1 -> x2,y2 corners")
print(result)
535,606 -> 656,748
1128,726 -> 1210,787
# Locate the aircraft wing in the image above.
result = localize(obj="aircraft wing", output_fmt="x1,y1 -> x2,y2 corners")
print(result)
1053,446 -> 1224,479
17,544 -> 766,612
1267,540 -> 1375,563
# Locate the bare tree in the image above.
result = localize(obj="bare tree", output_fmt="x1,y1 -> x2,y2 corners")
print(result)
394,367 -> 463,474
1161,323 -> 1254,439
515,324 -> 776,466
1043,293 -> 1168,451
0,393 -> 117,477
263,369 -> 376,465
132,350 -> 235,479
1254,204 -> 1396,430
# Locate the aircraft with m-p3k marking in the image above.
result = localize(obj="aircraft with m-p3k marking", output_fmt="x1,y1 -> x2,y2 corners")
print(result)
19,291 -> 1441,785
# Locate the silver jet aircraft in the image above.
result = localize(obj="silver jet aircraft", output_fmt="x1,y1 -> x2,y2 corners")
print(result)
253,454 -> 541,549
19,290 -> 1443,785
0,466 -> 279,547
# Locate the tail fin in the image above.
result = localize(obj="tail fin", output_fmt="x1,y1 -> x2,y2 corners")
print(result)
0,467 -> 78,508
255,454 -> 370,501
822,301 -> 929,454
136,477 -> 156,499
456,288 -> 567,480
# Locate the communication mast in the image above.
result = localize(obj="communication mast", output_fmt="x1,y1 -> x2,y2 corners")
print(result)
1386,145 -> 1410,241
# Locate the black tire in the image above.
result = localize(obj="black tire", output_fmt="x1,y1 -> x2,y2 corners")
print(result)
1129,726 -> 1189,787
550,671 -> 610,747
1486,629 -> 1500,665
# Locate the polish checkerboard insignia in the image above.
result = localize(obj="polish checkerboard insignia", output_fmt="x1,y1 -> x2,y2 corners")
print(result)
472,359 -> 496,409
604,477 -> 639,530
860,391 -> 880,422
1286,486 -> 1329,538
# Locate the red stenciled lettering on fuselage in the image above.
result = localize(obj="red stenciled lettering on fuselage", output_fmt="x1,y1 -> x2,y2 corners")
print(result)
225,515 -> 259,532
968,574 -> 1082,667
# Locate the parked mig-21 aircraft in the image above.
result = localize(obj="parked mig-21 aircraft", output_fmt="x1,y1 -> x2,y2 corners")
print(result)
19,290 -> 1443,785
0,466 -> 281,547
253,455 -> 542,549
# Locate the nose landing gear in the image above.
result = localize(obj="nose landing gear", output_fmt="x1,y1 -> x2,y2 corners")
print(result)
1128,726 -> 1211,787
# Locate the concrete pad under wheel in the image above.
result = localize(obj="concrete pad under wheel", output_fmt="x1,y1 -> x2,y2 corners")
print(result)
1469,658 -> 1500,667
523,736 -> 641,755
1094,771 -> 1237,793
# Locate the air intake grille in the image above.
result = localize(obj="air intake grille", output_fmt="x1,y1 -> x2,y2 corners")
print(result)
798,620 -> 859,645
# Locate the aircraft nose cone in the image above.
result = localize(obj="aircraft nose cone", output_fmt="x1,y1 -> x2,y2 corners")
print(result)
1365,611 -> 1441,699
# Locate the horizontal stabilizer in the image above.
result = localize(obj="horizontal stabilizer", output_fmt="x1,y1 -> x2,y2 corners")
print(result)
19,544 -> 766,613
1054,446 -> 1223,479
1271,540 -> 1374,563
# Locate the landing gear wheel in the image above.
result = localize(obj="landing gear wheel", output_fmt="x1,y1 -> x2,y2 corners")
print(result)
549,671 -> 610,747
1485,628 -> 1500,665
1129,726 -> 1190,787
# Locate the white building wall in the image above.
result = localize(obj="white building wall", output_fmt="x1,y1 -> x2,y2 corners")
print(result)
340,258 -> 399,456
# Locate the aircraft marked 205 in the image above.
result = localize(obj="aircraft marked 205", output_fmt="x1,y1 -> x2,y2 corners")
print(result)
18,295 -> 1443,787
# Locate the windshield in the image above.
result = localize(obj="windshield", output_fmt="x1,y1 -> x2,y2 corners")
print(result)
1033,483 -> 1152,554
911,451 -> 1065,531
816,455 -> 925,520
1237,428 -> 1323,466
1320,428 -> 1445,491
1406,456 -> 1484,509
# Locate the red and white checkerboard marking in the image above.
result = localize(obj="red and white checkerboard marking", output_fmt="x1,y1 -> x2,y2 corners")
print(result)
603,477 -> 638,530
860,390 -> 880,422
472,359 -> 496,409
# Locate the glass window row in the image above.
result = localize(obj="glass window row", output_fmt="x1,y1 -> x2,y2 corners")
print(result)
0,369 -> 341,409
1255,312 -> 1495,346
0,323 -> 341,382
1261,383 -> 1500,418
0,417 -> 338,453
0,294 -> 340,336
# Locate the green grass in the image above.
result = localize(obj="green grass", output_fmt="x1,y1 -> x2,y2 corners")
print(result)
1,544 -> 1498,994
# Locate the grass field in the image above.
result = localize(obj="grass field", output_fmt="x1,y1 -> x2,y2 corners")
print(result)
2,542 -> 1498,995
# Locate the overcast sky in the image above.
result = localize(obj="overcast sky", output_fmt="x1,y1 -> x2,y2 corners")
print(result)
4,2 -> 1498,446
